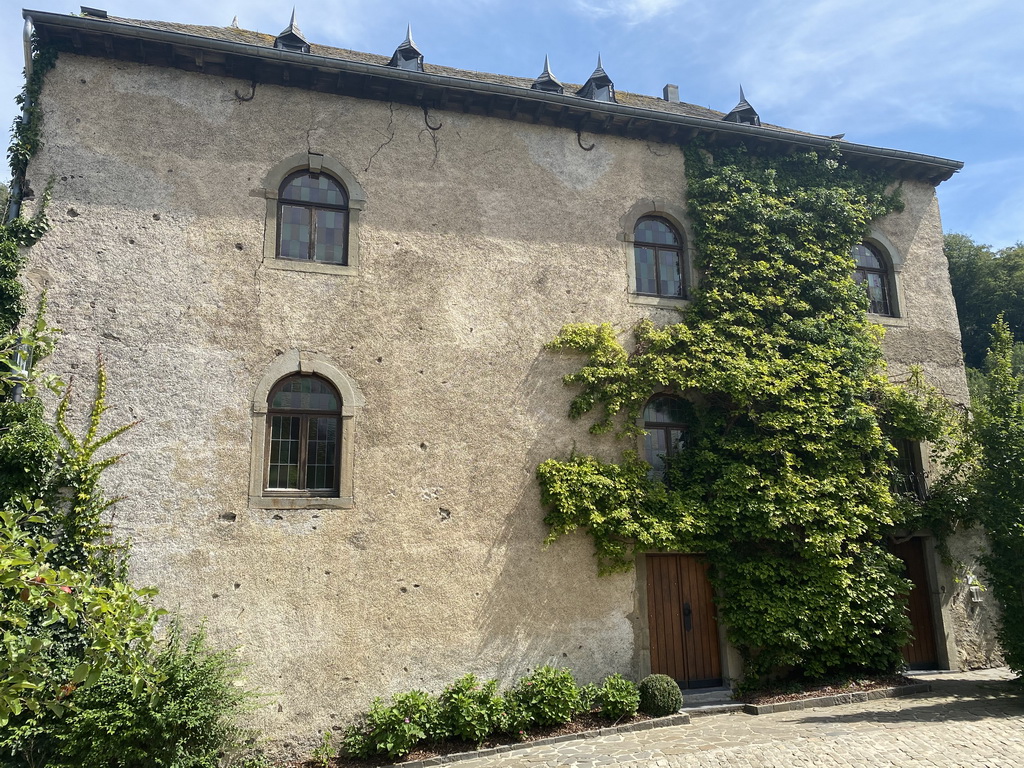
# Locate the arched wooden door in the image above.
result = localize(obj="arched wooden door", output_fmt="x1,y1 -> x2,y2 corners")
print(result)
891,538 -> 939,669
645,554 -> 722,688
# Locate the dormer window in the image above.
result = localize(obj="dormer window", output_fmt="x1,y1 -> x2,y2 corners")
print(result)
387,25 -> 424,72
577,56 -> 616,103
274,10 -> 310,54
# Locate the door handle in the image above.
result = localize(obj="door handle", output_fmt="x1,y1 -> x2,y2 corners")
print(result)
683,602 -> 692,631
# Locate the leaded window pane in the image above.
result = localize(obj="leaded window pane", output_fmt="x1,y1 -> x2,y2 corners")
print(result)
281,172 -> 348,207
635,246 -> 658,294
644,395 -> 690,425
279,205 -> 311,260
852,243 -> 882,270
268,415 -> 301,489
272,377 -> 340,411
315,209 -> 348,264
657,249 -> 683,297
635,217 -> 680,247
306,416 -> 338,491
644,430 -> 668,475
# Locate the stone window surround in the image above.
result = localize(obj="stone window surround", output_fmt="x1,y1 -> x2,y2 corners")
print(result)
258,152 -> 367,276
249,350 -> 365,510
621,200 -> 698,309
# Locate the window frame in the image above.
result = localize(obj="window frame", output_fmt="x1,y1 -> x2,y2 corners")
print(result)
276,170 -> 351,266
642,394 -> 692,477
264,374 -> 343,497
852,230 -> 905,321
633,216 -> 688,300
853,242 -> 895,317
249,350 -> 365,510
260,152 -> 366,277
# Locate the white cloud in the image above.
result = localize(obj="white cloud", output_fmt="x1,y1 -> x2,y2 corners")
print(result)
572,0 -> 684,24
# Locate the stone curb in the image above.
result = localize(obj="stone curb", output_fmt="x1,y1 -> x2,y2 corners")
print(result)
384,713 -> 692,768
741,682 -> 932,715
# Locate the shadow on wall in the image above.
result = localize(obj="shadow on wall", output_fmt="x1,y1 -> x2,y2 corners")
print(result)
470,350 -> 636,684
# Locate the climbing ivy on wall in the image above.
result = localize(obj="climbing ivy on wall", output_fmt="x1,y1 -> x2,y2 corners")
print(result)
1,42 -> 57,332
538,143 -> 957,683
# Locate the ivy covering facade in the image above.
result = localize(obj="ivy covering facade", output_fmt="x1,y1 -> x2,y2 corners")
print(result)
538,144 -> 954,683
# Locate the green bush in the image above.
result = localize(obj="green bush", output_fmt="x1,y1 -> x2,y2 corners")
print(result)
343,690 -> 440,759
577,682 -> 599,713
502,666 -> 581,731
437,674 -> 503,745
39,621 -> 258,768
595,674 -> 639,720
638,674 -> 682,717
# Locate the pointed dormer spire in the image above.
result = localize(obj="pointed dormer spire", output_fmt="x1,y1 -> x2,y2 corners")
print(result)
531,55 -> 564,94
388,23 -> 424,71
576,54 -> 616,102
274,7 -> 310,53
723,85 -> 760,126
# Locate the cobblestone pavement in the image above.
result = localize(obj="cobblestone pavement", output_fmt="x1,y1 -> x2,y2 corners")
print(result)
453,669 -> 1024,768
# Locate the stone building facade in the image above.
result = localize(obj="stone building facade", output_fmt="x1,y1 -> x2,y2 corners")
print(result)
18,7 -> 1001,743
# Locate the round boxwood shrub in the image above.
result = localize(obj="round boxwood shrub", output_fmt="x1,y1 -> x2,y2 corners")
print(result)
638,674 -> 682,717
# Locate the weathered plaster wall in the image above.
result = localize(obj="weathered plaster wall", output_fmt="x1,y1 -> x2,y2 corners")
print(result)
23,53 -> 1001,746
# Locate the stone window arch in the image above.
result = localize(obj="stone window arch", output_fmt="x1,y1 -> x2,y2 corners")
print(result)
249,350 -> 365,509
260,152 -> 366,276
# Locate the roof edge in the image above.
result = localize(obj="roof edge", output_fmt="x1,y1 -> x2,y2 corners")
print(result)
22,9 -> 964,181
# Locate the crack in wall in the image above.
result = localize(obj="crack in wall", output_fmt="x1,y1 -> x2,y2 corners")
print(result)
364,102 -> 396,173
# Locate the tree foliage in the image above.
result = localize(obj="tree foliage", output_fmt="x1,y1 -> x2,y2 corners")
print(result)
538,144 -> 957,682
945,233 -> 1024,370
969,318 -> 1024,673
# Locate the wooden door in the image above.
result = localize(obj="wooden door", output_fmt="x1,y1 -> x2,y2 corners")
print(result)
891,538 -> 939,669
646,554 -> 722,688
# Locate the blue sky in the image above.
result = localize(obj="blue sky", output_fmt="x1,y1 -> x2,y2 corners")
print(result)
3,0 -> 1022,248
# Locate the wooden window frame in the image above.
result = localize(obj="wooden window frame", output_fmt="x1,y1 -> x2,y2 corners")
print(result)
276,170 -> 350,265
643,395 -> 691,477
264,375 -> 342,497
633,216 -> 687,299
853,242 -> 895,317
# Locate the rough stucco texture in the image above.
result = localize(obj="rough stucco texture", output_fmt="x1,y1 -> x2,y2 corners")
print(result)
23,54 -> 1000,745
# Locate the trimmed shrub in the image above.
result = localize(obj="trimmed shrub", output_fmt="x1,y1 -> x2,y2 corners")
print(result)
638,674 -> 682,717
343,690 -> 440,759
437,674 -> 503,745
595,674 -> 640,720
502,666 -> 581,731
578,682 -> 599,713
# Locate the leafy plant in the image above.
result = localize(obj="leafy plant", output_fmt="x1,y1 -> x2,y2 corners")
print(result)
34,621 -> 258,768
637,674 -> 682,717
501,666 -> 581,731
342,690 -> 439,759
437,674 -> 503,745
594,674 -> 639,720
967,318 -> 1024,673
310,730 -> 336,768
536,143 -> 960,684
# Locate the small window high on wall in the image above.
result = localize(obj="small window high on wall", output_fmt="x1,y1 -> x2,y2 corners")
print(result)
277,171 -> 349,264
852,242 -> 894,316
634,217 -> 686,298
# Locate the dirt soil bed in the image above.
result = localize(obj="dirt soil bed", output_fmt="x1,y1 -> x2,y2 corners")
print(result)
736,674 -> 919,705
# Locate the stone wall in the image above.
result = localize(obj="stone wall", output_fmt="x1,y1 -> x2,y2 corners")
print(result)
23,52 -> 1002,745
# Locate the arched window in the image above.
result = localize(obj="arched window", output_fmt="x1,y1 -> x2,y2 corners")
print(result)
277,170 -> 349,264
265,375 -> 342,495
643,395 -> 691,475
634,217 -> 686,298
852,242 -> 894,316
